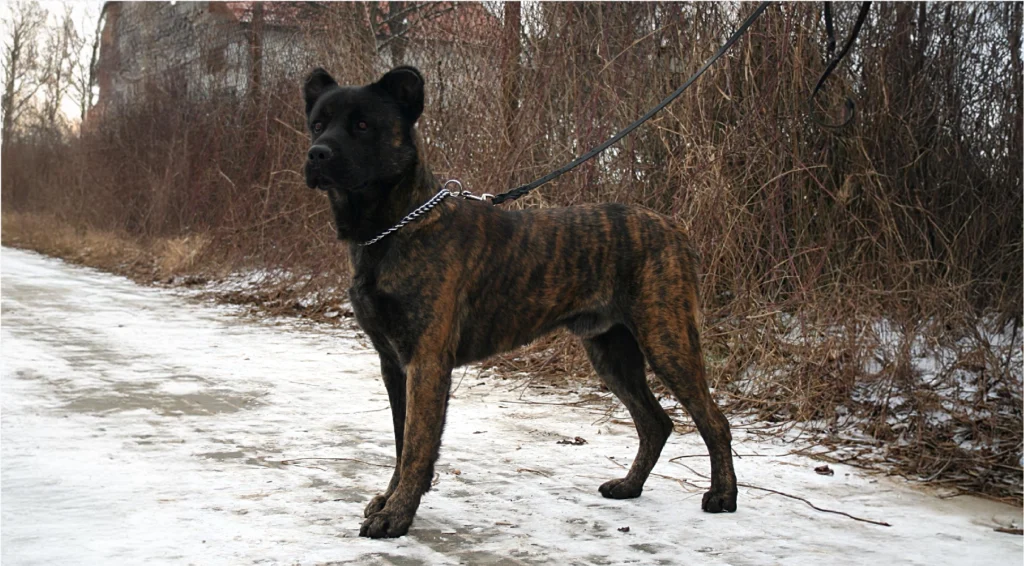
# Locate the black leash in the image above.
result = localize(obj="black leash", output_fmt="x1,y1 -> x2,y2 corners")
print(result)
490,1 -> 772,205
824,4 -> 836,56
808,2 -> 871,128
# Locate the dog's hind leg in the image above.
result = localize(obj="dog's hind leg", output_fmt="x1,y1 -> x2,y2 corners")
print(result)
583,325 -> 674,499
635,303 -> 738,513
364,353 -> 406,518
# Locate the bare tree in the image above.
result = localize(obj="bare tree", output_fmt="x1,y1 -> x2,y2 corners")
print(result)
1,1 -> 45,145
69,7 -> 102,123
38,5 -> 78,135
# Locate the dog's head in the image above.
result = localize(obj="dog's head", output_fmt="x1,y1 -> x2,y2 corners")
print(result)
303,65 -> 424,203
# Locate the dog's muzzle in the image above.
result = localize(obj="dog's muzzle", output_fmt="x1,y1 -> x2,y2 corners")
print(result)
305,144 -> 334,190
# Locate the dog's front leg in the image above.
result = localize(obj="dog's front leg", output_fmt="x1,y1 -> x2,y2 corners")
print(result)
364,353 -> 406,518
360,356 -> 452,538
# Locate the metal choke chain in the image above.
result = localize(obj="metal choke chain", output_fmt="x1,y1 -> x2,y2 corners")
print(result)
360,180 -> 490,246
360,187 -> 452,246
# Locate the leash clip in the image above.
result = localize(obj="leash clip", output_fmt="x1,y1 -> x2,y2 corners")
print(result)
459,191 -> 494,201
443,179 -> 493,201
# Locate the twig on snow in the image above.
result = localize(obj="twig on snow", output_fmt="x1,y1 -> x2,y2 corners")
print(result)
606,456 -> 702,492
338,406 -> 390,415
669,453 -> 770,461
740,484 -> 892,527
668,460 -> 892,527
451,366 -> 470,396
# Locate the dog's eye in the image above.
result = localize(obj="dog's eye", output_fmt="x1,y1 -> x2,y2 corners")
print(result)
312,122 -> 324,134
357,121 -> 368,131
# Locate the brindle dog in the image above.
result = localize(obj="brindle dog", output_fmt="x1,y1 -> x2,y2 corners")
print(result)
303,66 -> 738,539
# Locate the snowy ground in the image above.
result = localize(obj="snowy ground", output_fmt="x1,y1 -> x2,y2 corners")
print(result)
2,246 -> 1021,565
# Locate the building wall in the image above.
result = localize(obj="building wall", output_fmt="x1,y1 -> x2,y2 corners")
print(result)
96,1 -> 304,110
93,1 -> 497,116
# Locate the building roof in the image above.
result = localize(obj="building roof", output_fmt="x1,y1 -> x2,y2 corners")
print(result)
215,1 -> 502,46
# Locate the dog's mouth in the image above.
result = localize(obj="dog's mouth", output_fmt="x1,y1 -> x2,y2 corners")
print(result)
305,165 -> 371,193
319,179 -> 369,193
307,173 -> 342,192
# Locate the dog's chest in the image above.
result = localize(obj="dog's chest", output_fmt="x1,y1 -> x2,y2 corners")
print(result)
347,254 -> 399,335
349,282 -> 389,335
348,277 -> 421,358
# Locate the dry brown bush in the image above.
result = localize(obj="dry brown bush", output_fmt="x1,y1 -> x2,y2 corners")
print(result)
2,2 -> 1020,502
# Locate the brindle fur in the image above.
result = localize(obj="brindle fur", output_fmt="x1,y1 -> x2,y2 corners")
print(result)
303,66 -> 737,539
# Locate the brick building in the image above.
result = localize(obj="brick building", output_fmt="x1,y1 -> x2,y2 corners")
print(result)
93,2 -> 303,113
90,2 -> 501,121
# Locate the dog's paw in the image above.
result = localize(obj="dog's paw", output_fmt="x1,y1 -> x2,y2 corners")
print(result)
598,477 -> 644,499
701,488 -> 738,513
364,494 -> 389,518
359,509 -> 414,539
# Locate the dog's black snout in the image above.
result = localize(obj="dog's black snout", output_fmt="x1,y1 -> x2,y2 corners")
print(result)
308,144 -> 333,163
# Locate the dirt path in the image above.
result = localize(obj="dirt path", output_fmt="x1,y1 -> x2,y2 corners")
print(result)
2,246 -> 1020,565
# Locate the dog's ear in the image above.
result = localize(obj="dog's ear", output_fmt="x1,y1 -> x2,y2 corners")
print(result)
373,66 -> 424,123
304,67 -> 337,115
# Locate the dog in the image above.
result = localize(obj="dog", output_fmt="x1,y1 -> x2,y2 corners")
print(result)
302,66 -> 737,539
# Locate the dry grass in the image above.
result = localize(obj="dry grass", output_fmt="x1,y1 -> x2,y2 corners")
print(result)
2,211 -> 210,283
2,211 -> 148,274
155,234 -> 211,279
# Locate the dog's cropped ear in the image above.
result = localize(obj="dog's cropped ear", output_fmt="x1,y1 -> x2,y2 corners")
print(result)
374,66 -> 424,123
304,68 -> 337,115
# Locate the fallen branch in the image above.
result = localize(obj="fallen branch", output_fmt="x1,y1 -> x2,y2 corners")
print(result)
741,484 -> 891,527
338,406 -> 390,415
500,398 -> 599,407
607,456 -> 702,492
669,453 -> 769,461
669,460 -> 892,527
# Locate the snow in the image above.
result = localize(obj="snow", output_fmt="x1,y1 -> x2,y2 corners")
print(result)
2,246 -> 1022,565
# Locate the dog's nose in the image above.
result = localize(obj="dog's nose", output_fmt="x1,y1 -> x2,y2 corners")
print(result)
308,145 -> 333,163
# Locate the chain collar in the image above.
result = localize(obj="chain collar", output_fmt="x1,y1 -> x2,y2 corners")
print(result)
360,180 -> 493,247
